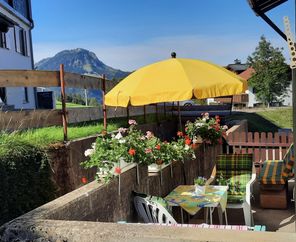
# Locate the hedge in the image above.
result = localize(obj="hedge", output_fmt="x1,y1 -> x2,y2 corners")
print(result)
0,134 -> 55,225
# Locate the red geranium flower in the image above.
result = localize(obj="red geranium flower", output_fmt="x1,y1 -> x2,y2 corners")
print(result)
155,144 -> 161,150
128,148 -> 136,156
81,177 -> 88,184
115,167 -> 122,174
185,139 -> 191,145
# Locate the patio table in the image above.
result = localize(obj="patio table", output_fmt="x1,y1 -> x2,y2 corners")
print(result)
164,185 -> 228,225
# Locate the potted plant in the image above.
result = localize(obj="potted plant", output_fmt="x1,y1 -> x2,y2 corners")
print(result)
194,176 -> 207,194
185,113 -> 228,145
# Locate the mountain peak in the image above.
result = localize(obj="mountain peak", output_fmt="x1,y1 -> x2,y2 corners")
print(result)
35,48 -> 129,80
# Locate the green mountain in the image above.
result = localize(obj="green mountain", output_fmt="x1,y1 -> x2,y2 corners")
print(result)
35,48 -> 130,80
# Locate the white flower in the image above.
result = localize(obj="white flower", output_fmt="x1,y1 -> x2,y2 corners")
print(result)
192,153 -> 196,159
119,138 -> 126,144
115,132 -> 123,140
184,144 -> 190,150
222,125 -> 228,130
91,143 -> 96,149
84,148 -> 95,157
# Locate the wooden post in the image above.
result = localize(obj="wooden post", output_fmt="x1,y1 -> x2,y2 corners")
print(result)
101,74 -> 107,130
155,103 -> 159,122
143,105 -> 146,123
127,105 -> 130,123
60,64 -> 67,142
230,96 -> 233,115
178,101 -> 182,131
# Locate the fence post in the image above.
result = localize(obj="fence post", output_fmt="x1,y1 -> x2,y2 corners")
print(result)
60,64 -> 68,142
143,105 -> 146,123
101,74 -> 107,130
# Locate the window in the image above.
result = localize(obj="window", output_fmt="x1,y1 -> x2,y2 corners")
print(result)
0,32 -> 7,49
23,87 -> 29,103
14,27 -> 27,56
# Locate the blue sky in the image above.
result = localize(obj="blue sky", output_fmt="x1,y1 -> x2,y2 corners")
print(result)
31,0 -> 294,71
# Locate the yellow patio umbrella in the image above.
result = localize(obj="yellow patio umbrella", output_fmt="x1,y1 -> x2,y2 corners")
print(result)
105,57 -> 247,107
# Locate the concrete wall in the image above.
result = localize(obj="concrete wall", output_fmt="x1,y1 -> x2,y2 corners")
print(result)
0,142 -> 222,241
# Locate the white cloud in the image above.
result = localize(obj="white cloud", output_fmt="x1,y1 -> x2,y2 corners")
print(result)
33,34 -> 291,71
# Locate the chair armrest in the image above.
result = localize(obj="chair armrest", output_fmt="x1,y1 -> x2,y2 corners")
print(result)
246,164 -> 256,204
205,165 -> 216,186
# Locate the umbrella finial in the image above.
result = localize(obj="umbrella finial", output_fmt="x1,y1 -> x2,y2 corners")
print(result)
171,52 -> 176,58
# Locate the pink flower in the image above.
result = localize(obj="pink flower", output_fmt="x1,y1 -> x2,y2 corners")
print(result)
145,131 -> 154,139
145,148 -> 152,153
128,119 -> 137,125
118,127 -> 127,133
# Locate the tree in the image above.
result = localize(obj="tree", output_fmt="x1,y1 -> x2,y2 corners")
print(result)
247,36 -> 290,107
88,98 -> 100,107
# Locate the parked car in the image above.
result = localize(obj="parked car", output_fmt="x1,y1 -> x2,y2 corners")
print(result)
167,100 -> 195,106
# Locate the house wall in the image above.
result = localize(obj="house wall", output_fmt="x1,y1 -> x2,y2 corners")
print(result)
282,83 -> 292,106
0,0 -> 36,109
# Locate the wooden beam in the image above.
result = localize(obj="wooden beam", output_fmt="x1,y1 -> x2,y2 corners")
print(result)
64,72 -> 103,89
0,70 -> 60,87
0,70 -> 110,89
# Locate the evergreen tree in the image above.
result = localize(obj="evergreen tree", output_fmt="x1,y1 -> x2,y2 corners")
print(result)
247,36 -> 290,107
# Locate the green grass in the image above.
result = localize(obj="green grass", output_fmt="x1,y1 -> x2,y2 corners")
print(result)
9,113 -> 172,147
226,107 -> 292,132
55,101 -> 89,109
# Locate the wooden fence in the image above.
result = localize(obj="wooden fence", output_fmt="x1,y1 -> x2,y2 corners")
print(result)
0,67 -> 166,140
226,131 -> 293,164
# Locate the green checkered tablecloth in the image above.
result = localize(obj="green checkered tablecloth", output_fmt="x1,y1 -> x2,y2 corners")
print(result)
164,185 -> 228,215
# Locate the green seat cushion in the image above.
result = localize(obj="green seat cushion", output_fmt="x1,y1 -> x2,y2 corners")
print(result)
216,173 -> 250,204
216,154 -> 253,171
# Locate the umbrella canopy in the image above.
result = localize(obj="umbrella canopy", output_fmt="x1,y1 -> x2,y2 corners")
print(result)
105,58 -> 247,107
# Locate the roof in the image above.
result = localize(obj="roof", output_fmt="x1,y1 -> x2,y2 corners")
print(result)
226,63 -> 248,74
239,67 -> 255,80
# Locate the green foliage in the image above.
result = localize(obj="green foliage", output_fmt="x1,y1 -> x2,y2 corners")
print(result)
185,113 -> 227,144
82,120 -> 194,183
194,176 -> 207,186
247,36 -> 290,107
0,134 -> 55,225
89,98 -> 100,107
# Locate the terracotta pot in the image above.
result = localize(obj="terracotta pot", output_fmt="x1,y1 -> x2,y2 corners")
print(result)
155,160 -> 164,165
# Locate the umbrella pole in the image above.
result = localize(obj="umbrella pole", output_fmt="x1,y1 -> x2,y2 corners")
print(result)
178,101 -> 182,131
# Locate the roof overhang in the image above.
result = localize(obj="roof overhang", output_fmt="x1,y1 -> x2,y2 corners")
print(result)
248,0 -> 288,15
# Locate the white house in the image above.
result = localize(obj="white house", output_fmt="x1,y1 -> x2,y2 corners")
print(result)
0,0 -> 36,109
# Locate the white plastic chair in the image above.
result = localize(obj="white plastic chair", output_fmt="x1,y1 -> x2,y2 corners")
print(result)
134,196 -> 177,224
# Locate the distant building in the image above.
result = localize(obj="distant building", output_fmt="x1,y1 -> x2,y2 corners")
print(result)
215,59 -> 292,108
0,0 -> 36,109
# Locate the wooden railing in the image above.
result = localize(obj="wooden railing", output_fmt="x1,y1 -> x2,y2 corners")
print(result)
0,67 -> 165,140
226,131 -> 293,164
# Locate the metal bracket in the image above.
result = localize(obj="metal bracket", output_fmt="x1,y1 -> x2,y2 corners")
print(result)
283,16 -> 296,69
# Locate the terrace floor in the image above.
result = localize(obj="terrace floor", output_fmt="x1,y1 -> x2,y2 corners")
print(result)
189,181 -> 295,232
